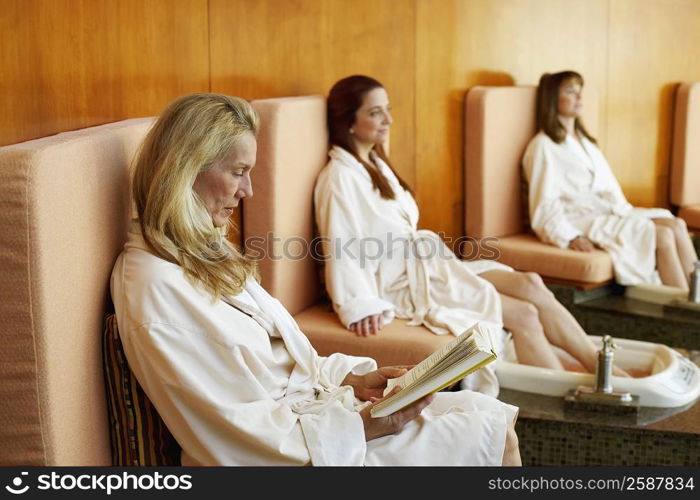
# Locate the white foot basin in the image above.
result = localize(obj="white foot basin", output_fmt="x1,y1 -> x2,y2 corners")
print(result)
495,336 -> 700,408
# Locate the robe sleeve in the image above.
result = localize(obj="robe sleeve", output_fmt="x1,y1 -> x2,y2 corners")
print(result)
314,169 -> 396,328
297,353 -> 377,466
317,352 -> 377,388
523,137 -> 583,249
120,321 -> 367,466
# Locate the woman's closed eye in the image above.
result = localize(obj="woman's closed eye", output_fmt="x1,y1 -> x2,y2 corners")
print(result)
371,108 -> 391,117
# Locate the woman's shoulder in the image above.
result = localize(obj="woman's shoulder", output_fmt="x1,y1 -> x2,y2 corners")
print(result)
112,244 -> 221,332
527,131 -> 556,149
114,245 -> 189,302
523,131 -> 558,160
318,148 -> 370,187
113,226 -> 193,296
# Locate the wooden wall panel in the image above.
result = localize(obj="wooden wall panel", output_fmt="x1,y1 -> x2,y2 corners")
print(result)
209,0 -> 417,187
3,0 -> 700,237
0,0 -> 210,146
607,0 -> 700,207
416,0 -> 608,240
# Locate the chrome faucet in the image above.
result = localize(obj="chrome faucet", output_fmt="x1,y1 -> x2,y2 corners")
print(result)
564,335 -> 638,412
595,335 -> 616,393
689,261 -> 700,303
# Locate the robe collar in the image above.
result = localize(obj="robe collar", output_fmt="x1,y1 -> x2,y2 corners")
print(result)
328,145 -> 415,226
329,145 -> 374,180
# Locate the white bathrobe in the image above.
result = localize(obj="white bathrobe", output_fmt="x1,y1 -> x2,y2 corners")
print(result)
522,131 -> 673,285
110,222 -> 517,466
314,146 -> 512,395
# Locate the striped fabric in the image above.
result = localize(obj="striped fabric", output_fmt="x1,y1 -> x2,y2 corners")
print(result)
102,313 -> 181,465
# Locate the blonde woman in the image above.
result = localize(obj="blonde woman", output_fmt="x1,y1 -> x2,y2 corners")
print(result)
111,93 -> 520,466
523,70 -> 697,288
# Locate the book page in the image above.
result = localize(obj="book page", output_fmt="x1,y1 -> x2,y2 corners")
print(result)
385,332 -> 473,394
379,323 -> 495,403
370,339 -> 496,418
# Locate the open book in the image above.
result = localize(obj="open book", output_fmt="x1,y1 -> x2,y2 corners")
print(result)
370,323 -> 497,418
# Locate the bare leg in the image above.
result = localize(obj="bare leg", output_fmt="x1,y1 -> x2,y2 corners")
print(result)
654,224 -> 688,289
497,292 -> 564,370
482,270 -> 630,376
654,217 -> 697,281
501,422 -> 522,466
551,344 -> 588,372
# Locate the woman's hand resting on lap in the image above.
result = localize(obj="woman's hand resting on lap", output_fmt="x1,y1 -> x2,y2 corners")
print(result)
349,313 -> 384,336
569,236 -> 595,252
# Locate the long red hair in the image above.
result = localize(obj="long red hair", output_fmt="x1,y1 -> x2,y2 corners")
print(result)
327,75 -> 414,199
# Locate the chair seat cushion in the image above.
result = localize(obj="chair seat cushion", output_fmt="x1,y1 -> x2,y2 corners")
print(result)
679,205 -> 700,231
294,304 -> 453,367
494,233 -> 614,284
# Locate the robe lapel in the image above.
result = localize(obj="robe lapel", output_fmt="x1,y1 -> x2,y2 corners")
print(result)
234,280 -> 320,393
566,134 -> 596,173
576,136 -> 610,194
372,155 -> 417,226
221,295 -> 278,336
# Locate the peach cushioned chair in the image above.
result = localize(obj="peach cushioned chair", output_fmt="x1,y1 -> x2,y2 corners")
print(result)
464,85 -> 614,288
246,96 -> 453,366
671,82 -> 700,232
0,118 -> 155,465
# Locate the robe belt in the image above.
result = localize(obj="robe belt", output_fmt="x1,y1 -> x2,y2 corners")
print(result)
386,230 -> 436,327
561,191 -> 631,218
225,293 -> 361,415
283,385 -> 364,415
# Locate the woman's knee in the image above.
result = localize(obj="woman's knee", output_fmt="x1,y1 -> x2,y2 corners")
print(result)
656,225 -> 675,250
502,424 -> 521,466
656,217 -> 688,238
672,217 -> 689,237
505,300 -> 542,333
507,425 -> 519,450
515,272 -> 552,301
521,271 -> 544,288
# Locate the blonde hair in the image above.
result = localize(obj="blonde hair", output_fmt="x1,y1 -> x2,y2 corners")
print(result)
132,93 -> 260,300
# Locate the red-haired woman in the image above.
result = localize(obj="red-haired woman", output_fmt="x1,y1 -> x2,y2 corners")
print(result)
314,75 -> 629,393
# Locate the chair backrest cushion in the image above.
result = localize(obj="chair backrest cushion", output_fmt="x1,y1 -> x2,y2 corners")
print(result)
246,96 -> 328,315
464,85 -> 598,238
671,82 -> 700,206
0,118 -> 154,465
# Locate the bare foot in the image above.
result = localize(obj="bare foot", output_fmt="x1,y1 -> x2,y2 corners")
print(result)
560,358 -> 588,373
613,365 -> 632,378
625,368 -> 651,378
